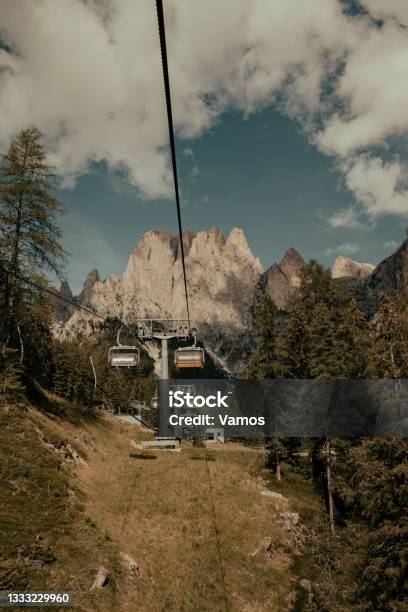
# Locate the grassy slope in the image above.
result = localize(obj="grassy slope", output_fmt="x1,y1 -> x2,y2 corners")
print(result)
1,401 -> 300,611
0,400 -> 120,611
266,463 -> 368,612
78,423 -> 296,611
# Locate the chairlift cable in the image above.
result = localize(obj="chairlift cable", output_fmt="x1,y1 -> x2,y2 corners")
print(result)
19,315 -> 150,423
1,0 -> 199,353
0,264 -> 106,320
156,0 -> 191,333
0,263 -> 131,329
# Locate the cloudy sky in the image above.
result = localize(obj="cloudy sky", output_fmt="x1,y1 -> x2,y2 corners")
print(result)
1,0 -> 408,291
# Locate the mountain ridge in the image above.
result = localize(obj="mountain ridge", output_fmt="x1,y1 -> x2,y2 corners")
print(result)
331,256 -> 374,280
53,227 -> 407,370
53,227 -> 263,369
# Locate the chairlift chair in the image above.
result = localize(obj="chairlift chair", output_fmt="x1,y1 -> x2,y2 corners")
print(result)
108,327 -> 140,368
174,335 -> 205,369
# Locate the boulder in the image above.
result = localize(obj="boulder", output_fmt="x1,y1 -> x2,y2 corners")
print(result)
260,489 -> 290,511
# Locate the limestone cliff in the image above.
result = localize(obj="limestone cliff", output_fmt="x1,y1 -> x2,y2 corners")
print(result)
54,227 -> 263,371
262,248 -> 304,310
331,256 -> 374,279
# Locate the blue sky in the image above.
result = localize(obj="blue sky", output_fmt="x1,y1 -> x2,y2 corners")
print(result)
58,106 -> 405,293
2,1 -> 408,294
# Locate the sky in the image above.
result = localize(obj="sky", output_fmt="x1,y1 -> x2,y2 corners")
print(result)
1,0 -> 408,292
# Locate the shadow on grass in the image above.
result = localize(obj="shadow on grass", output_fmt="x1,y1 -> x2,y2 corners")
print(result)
190,453 -> 216,461
129,453 -> 157,460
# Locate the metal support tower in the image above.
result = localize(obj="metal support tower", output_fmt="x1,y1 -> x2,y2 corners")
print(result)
134,318 -> 194,436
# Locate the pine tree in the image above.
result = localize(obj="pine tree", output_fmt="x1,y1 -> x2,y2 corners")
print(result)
274,261 -> 369,531
275,300 -> 311,378
275,262 -> 332,378
249,292 -> 278,379
367,292 -> 408,379
367,249 -> 408,379
0,128 -> 66,347
308,298 -> 368,379
276,261 -> 368,379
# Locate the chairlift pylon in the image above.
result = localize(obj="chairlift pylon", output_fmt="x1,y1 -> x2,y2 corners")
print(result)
108,327 -> 140,368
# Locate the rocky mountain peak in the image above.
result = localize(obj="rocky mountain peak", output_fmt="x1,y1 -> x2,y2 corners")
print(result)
86,268 -> 100,284
174,229 -> 196,260
365,237 -> 408,296
58,227 -> 263,369
262,248 -> 305,310
78,268 -> 101,306
225,228 -> 263,273
132,229 -> 176,263
339,238 -> 407,317
58,280 -> 73,300
188,227 -> 225,260
280,248 -> 304,285
331,256 -> 374,279
50,280 -> 74,322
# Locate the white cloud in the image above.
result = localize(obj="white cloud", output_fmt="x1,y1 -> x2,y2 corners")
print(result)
187,164 -> 200,182
384,240 -> 398,250
316,22 -> 408,157
326,242 -> 360,257
1,0 -> 408,218
0,0 -> 356,199
360,1 -> 408,27
327,206 -> 362,229
342,156 -> 408,216
183,147 -> 194,157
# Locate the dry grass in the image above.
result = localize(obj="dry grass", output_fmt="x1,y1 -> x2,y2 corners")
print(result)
1,404 -> 297,611
0,403 -> 119,612
78,417 -> 296,611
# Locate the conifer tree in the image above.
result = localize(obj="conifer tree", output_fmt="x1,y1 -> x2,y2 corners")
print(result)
0,128 -> 66,347
367,291 -> 408,379
308,298 -> 368,379
276,261 -> 368,379
275,300 -> 310,378
249,292 -> 278,379
0,348 -> 24,402
274,261 -> 369,530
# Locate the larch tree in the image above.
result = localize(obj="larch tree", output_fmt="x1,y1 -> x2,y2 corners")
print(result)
0,128 -> 66,350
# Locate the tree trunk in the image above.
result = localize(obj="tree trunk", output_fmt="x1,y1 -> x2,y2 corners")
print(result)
276,461 -> 281,481
325,438 -> 335,535
4,198 -> 23,347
